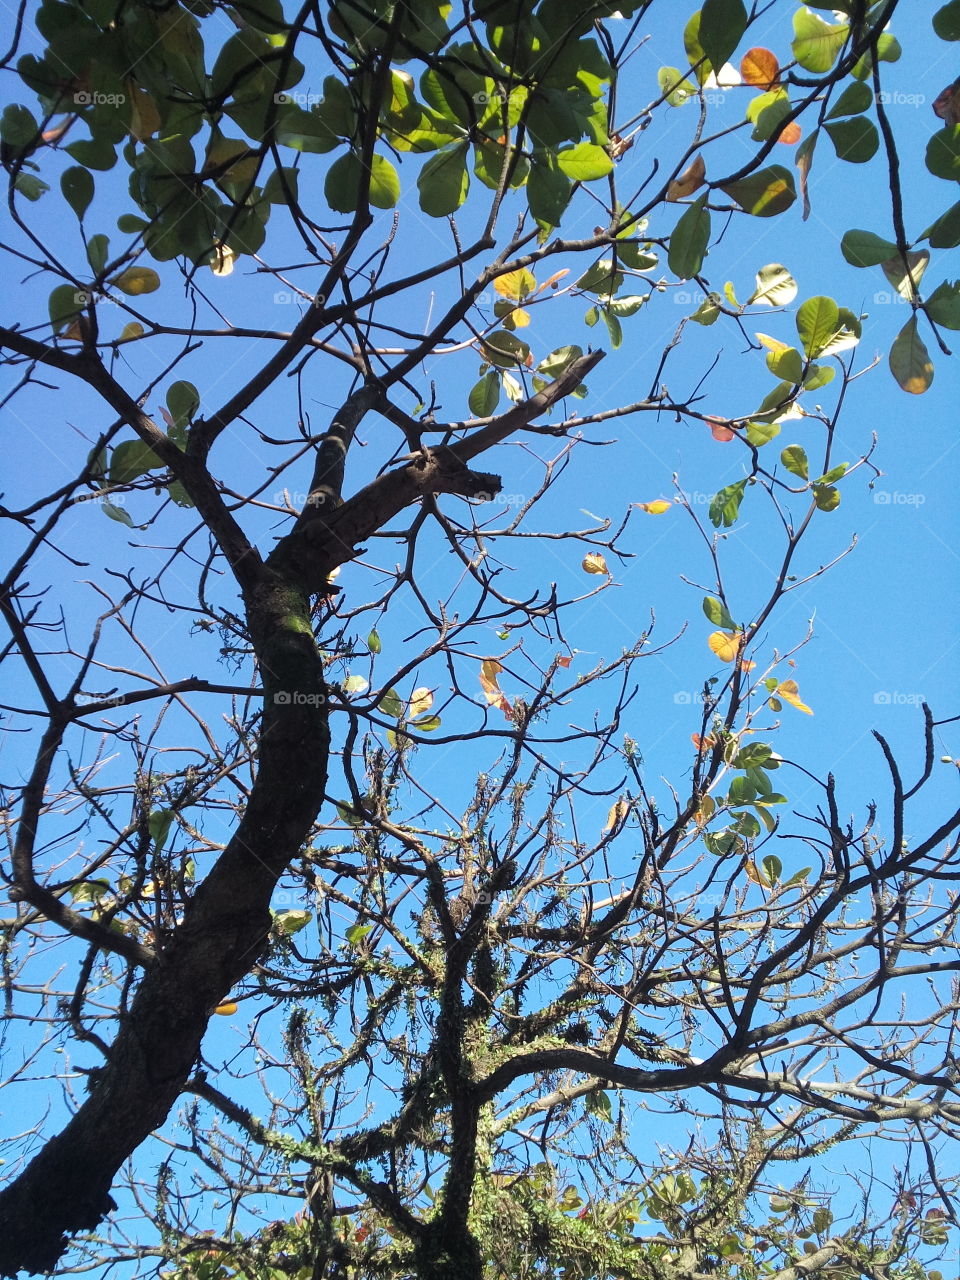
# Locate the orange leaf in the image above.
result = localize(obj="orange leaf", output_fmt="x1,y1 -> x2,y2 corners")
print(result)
214,1001 -> 238,1016
603,798 -> 630,833
692,733 -> 719,751
740,47 -> 780,89
708,630 -> 741,663
708,417 -> 736,442
777,121 -> 802,145
557,654 -> 572,668
738,657 -> 757,672
582,552 -> 609,575
776,678 -> 813,715
479,659 -> 513,718
667,153 -> 706,202
636,499 -> 672,514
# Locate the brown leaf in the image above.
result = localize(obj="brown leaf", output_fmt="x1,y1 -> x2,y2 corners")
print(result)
667,154 -> 706,202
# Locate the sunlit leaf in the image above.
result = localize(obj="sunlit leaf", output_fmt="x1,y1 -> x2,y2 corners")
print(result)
667,154 -> 706,201
668,194 -> 711,278
112,267 -> 161,296
408,686 -> 434,717
777,679 -> 813,714
888,316 -> 934,394
602,798 -> 630,833
749,264 -> 798,306
582,551 -> 610,574
796,294 -> 840,357
708,630 -> 741,662
780,445 -> 809,480
720,166 -> 796,217
740,47 -> 780,88
636,499 -> 672,514
214,1001 -> 238,1015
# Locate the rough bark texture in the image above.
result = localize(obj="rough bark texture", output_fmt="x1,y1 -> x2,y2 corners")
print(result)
0,575 -> 330,1275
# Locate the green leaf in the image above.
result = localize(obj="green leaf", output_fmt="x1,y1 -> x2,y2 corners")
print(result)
325,150 -> 360,213
167,381 -> 200,431
469,371 -> 501,416
412,714 -> 442,731
345,922 -> 372,945
576,258 -> 624,295
749,264 -> 798,306
482,330 -> 529,368
102,499 -> 135,526
65,137 -> 118,170
802,363 -> 834,391
699,0 -> 748,74
538,345 -> 583,378
585,1089 -> 613,1122
824,117 -> 878,163
378,688 -> 404,718
61,167 -> 94,220
922,201 -> 960,249
826,82 -> 872,118
813,484 -> 841,511
888,316 -> 934,394
0,104 -> 39,148
691,294 -> 722,324
792,9 -> 849,72
880,251 -> 929,301
720,166 -> 796,217
48,283 -> 84,334
14,173 -> 49,201
117,213 -> 149,234
110,439 -> 163,484
273,909 -> 312,936
840,229 -> 899,267
657,65 -> 696,107
780,445 -> 809,480
86,234 -> 109,277
418,142 -> 469,216
275,105 -> 339,154
761,854 -> 783,884
149,809 -> 175,853
367,629 -> 382,654
819,306 -> 861,355
816,463 -> 848,486
668,194 -> 711,279
527,150 -> 573,227
745,419 -> 781,446
796,295 -> 840,358
556,141 -> 613,181
766,346 -> 803,383
112,267 -> 160,296
926,280 -> 960,329
926,126 -> 960,182
367,154 -> 400,209
614,240 -> 657,271
746,89 -> 792,142
709,479 -> 748,528
933,1 -> 960,39
703,596 -> 737,630
601,308 -> 623,348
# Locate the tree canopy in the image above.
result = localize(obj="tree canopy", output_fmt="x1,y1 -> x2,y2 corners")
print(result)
1,0 -> 959,1277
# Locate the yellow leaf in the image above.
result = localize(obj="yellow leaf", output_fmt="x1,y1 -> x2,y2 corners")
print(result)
214,1001 -> 238,1016
776,678 -> 813,715
637,499 -> 672,515
745,860 -> 771,887
210,242 -> 236,276
113,267 -> 160,296
408,686 -> 434,717
603,798 -> 629,833
738,657 -> 757,672
755,332 -> 790,353
582,552 -> 609,575
479,659 -> 512,717
667,153 -> 706,202
509,306 -> 531,327
694,794 -> 716,828
494,268 -> 536,301
708,630 -> 741,662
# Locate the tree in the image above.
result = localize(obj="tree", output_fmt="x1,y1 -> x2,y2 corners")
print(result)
1,0 -> 959,1276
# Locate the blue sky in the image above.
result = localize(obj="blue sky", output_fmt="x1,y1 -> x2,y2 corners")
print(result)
1,0 -> 959,1267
